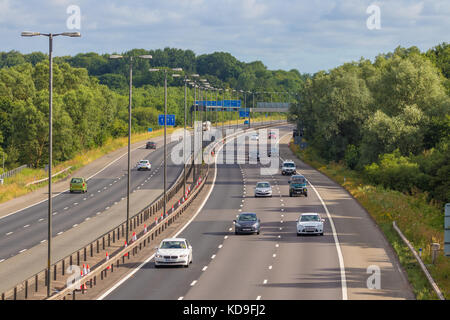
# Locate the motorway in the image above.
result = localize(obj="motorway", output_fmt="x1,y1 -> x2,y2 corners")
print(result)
0,121 -> 268,293
102,124 -> 414,300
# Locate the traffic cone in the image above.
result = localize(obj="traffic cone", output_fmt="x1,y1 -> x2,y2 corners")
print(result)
82,264 -> 87,276
106,252 -> 110,269
178,200 -> 180,206
132,232 -> 137,242
155,217 -> 158,225
144,224 -> 147,234
86,264 -> 90,274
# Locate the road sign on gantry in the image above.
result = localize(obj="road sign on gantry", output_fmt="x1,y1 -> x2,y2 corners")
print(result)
158,114 -> 176,126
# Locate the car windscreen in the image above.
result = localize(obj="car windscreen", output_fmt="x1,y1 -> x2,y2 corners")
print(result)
300,215 -> 319,222
160,241 -> 186,249
238,214 -> 257,221
256,183 -> 270,188
71,178 -> 83,183
284,163 -> 295,167
291,177 -> 306,183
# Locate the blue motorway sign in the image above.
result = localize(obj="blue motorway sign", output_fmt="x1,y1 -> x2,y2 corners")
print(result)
196,100 -> 241,108
158,114 -> 176,126
239,111 -> 250,118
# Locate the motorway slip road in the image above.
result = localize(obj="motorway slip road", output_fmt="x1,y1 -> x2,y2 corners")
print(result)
101,124 -> 414,300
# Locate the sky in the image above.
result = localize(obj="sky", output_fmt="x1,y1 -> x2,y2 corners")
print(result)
0,0 -> 449,74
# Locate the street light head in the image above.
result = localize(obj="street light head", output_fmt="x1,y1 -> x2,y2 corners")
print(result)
21,31 -> 41,37
191,74 -> 199,77
110,55 -> 124,59
172,74 -> 181,78
149,68 -> 160,72
61,32 -> 81,37
139,55 -> 153,59
171,68 -> 183,72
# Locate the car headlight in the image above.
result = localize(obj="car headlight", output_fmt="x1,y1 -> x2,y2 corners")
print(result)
252,223 -> 259,227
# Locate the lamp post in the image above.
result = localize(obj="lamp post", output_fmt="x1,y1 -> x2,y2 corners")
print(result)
174,73 -> 198,196
110,54 -> 152,246
149,68 -> 182,219
21,30 -> 80,298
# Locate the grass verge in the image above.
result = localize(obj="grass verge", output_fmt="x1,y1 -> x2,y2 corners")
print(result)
289,141 -> 448,300
0,116 -> 282,204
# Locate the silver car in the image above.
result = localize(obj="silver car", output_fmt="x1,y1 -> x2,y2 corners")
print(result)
254,181 -> 272,197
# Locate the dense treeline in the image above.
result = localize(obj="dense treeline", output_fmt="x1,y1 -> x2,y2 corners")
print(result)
0,48 -> 300,170
290,44 -> 450,203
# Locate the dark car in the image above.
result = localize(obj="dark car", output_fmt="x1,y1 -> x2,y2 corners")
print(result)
234,213 -> 260,235
146,141 -> 156,149
289,175 -> 308,197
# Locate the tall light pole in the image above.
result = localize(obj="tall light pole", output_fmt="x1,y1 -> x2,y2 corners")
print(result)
21,31 -> 81,298
174,73 -> 198,196
149,68 -> 182,217
110,54 -> 152,245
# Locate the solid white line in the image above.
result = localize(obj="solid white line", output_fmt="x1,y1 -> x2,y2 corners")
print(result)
0,143 -> 147,221
96,129 -> 258,300
190,280 -> 197,286
308,178 -> 348,300
19,249 -> 27,253
218,244 -> 223,249
202,266 -> 208,271
6,232 -> 13,236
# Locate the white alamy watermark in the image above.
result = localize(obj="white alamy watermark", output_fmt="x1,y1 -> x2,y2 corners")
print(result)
366,4 -> 381,30
170,124 -> 280,175
66,5 -> 81,30
366,265 -> 381,289
66,265 -> 81,290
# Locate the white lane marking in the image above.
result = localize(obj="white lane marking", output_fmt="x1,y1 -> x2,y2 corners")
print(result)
83,198 -> 87,201
19,249 -> 27,253
52,212 -> 58,215
98,190 -> 101,193
41,240 -> 46,243
308,179 -> 348,300
85,218 -> 90,221
57,231 -> 63,235
64,207 -> 69,210
178,297 -> 184,300
269,265 -> 272,270
229,228 -> 232,231
202,266 -> 208,271
224,236 -> 228,239
6,232 -> 13,236
256,296 -> 261,300
105,207 -> 110,210
273,254 -> 276,258
38,218 -> 44,222
74,203 -> 78,206
218,244 -> 223,249
190,280 -> 197,286
97,130 -> 255,300
23,224 -> 30,228
0,259 -> 5,263
96,212 -> 101,215
276,244 -> 279,248
278,235 -> 281,238
263,280 -> 267,284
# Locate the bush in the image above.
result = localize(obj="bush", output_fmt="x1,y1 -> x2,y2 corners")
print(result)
364,150 -> 422,193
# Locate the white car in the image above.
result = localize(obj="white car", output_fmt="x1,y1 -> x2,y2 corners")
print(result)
137,160 -> 151,171
254,181 -> 272,197
154,238 -> 193,268
296,213 -> 325,236
281,160 -> 296,175
250,133 -> 259,141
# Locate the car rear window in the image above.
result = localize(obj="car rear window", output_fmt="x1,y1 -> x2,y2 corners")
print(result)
71,178 -> 83,183
140,160 -> 149,164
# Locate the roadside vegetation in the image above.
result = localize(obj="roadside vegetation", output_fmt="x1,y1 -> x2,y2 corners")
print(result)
0,115 -> 278,204
291,139 -> 449,300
